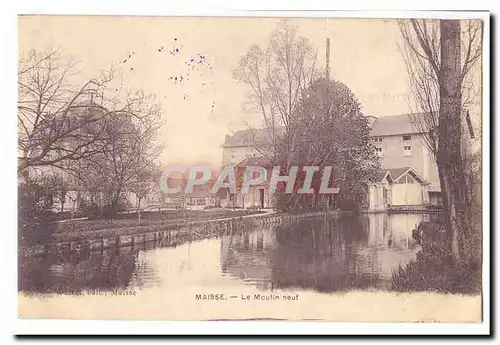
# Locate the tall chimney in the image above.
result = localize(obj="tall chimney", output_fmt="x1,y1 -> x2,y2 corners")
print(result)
326,38 -> 331,81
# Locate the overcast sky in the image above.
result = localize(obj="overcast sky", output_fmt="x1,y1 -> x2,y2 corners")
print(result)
19,16 -> 412,165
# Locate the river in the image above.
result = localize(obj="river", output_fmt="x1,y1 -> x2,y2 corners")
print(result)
19,212 -> 480,322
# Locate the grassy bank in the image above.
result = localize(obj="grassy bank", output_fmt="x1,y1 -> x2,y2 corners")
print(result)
20,209 -> 266,246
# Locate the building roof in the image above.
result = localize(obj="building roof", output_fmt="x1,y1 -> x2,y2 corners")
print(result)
222,127 -> 284,148
372,167 -> 427,184
234,156 -> 273,168
370,113 -> 429,137
226,114 -> 429,144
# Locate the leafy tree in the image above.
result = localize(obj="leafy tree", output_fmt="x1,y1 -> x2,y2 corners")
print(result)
274,77 -> 379,212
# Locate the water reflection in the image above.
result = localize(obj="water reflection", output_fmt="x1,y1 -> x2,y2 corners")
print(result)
19,243 -> 159,294
221,213 -> 422,292
19,213 -> 424,295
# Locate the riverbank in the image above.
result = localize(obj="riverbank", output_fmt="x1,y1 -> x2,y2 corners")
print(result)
19,209 -> 352,257
19,209 -> 264,248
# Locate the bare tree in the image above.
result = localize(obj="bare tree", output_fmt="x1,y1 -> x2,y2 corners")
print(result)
43,173 -> 71,213
398,19 -> 483,264
399,19 -> 482,161
233,20 -> 318,164
61,93 -> 164,219
18,48 -> 133,173
129,165 -> 162,223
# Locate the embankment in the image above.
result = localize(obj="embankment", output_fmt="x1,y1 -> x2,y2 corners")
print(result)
19,210 -> 351,257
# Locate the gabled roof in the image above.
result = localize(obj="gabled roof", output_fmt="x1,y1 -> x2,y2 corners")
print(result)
387,168 -> 413,182
370,113 -> 429,136
372,167 -> 427,184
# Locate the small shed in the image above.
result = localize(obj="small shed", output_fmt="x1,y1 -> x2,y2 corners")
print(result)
368,167 -> 428,210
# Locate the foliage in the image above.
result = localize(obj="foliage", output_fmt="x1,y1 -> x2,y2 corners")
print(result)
18,179 -> 52,224
77,193 -> 131,220
392,221 -> 481,294
273,77 -> 379,211
18,179 -> 57,246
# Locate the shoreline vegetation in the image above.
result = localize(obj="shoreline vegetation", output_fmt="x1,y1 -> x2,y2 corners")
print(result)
392,221 -> 482,295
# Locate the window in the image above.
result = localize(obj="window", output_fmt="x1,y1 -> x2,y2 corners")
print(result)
196,198 -> 206,206
402,135 -> 412,141
403,145 -> 412,156
373,137 -> 383,143
376,147 -> 382,152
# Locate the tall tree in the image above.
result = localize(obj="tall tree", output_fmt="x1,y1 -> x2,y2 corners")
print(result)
233,20 -> 318,164
399,19 -> 483,264
399,20 -> 482,161
279,77 -> 379,211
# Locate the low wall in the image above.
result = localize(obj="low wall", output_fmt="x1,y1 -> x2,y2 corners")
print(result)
19,210 -> 351,257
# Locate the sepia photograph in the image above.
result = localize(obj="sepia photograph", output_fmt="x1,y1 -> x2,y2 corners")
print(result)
14,11 -> 489,332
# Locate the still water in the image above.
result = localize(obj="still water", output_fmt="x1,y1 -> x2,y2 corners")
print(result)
19,213 -> 427,295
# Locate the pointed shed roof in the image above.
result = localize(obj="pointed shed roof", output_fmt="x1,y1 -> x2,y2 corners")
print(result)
372,167 -> 428,185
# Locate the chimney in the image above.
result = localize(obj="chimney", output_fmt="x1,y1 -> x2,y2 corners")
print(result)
326,38 -> 331,81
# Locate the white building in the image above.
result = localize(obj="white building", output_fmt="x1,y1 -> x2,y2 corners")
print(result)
221,110 -> 479,211
368,167 -> 428,212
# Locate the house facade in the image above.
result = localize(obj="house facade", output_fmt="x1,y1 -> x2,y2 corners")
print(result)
221,111 -> 479,210
221,130 -> 274,209
368,167 -> 429,212
369,113 -> 440,192
218,157 -> 273,209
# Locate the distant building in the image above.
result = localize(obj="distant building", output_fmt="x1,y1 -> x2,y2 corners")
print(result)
220,156 -> 273,209
221,127 -> 280,166
220,128 -> 275,209
369,111 -> 479,208
220,110 -> 479,210
184,184 -> 218,210
369,113 -> 440,191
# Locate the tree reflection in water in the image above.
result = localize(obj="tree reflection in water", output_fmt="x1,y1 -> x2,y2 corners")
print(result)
220,214 -> 422,293
19,243 -> 159,295
19,214 -> 423,296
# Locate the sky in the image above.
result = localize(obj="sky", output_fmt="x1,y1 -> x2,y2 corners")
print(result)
19,16 -> 412,166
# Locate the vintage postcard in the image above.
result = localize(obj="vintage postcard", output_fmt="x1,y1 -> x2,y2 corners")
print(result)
16,12 -> 489,332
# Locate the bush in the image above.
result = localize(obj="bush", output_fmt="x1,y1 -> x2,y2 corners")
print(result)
392,221 -> 481,294
78,194 -> 131,219
18,181 -> 57,246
